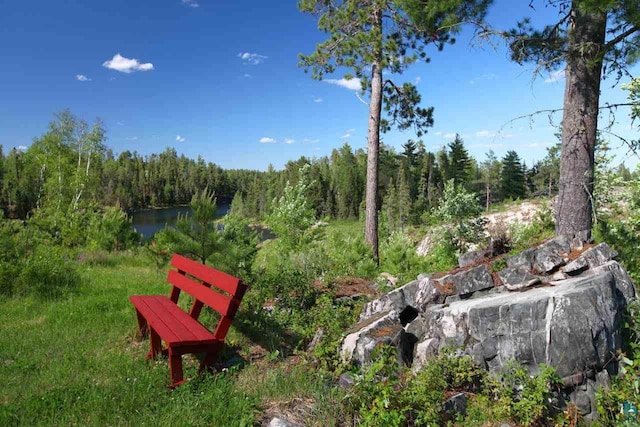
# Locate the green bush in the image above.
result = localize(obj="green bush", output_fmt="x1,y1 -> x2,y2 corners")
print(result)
87,206 -> 139,251
596,299 -> 640,425
434,179 -> 486,254
14,245 -> 81,298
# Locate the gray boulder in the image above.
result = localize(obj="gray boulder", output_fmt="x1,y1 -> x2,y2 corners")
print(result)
359,280 -> 421,321
416,270 -> 631,378
437,265 -> 494,297
563,243 -> 618,275
414,276 -> 447,311
341,311 -> 403,366
498,266 -> 541,291
458,249 -> 485,268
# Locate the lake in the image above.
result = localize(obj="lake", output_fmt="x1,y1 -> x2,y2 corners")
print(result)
131,203 -> 230,239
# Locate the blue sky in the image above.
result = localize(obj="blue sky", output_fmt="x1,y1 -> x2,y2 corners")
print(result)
1,0 -> 638,170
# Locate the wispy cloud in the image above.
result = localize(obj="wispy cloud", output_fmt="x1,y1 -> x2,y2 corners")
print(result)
341,128 -> 355,139
238,52 -> 267,65
76,74 -> 91,82
103,53 -> 154,73
243,73 -> 251,78
443,133 -> 456,139
476,130 -> 496,138
545,69 -> 565,83
303,138 -> 319,144
325,77 -> 361,91
126,136 -> 138,141
284,138 -> 295,144
313,97 -> 323,103
181,0 -> 199,7
525,142 -> 551,148
414,76 -> 421,85
435,131 -> 443,136
176,135 -> 185,143
469,143 -> 505,149
259,137 -> 276,143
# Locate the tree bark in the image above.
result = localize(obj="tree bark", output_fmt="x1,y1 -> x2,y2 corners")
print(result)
365,59 -> 383,262
555,3 -> 606,242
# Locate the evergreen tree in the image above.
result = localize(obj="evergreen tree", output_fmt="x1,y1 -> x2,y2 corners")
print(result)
396,162 -> 412,229
299,0 -> 490,261
479,150 -> 501,210
448,134 -> 472,186
507,0 -> 640,240
500,151 -> 526,200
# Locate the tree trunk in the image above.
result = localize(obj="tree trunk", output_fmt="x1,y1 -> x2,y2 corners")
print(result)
365,60 -> 383,262
365,8 -> 383,263
555,3 -> 606,242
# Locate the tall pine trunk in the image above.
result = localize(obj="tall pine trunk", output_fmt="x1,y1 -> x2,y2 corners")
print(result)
365,9 -> 383,262
365,60 -> 383,262
556,4 -> 606,242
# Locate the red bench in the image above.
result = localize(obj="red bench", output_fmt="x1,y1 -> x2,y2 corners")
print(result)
130,254 -> 248,387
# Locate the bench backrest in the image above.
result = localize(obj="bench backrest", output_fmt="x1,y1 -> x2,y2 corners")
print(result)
167,254 -> 248,340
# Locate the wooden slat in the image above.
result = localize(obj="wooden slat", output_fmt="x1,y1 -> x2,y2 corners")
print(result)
166,270 -> 232,317
171,254 -> 242,296
155,297 -> 214,343
130,295 -> 216,346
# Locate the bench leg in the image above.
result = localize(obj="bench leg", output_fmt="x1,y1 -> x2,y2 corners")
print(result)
198,351 -> 220,374
169,350 -> 185,388
146,328 -> 162,360
135,309 -> 149,339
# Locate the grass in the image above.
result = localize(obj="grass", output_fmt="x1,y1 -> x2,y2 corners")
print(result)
0,253 -> 333,426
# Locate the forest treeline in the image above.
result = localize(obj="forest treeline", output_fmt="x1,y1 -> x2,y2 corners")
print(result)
0,111 -> 634,226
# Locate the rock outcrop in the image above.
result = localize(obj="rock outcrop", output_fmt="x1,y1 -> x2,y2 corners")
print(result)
341,238 -> 637,421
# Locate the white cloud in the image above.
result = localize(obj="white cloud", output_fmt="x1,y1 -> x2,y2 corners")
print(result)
303,138 -> 319,144
103,53 -> 154,73
435,131 -> 443,136
76,74 -> 91,81
284,138 -> 295,144
17,145 -> 27,151
526,142 -> 551,148
476,130 -> 496,137
443,133 -> 456,139
325,77 -> 361,91
313,97 -> 323,103
176,135 -> 185,142
414,76 -> 421,85
127,136 -> 138,141
243,73 -> 251,78
259,137 -> 276,143
341,133 -> 351,139
469,143 -> 505,149
545,69 -> 565,83
238,52 -> 267,65
181,0 -> 199,7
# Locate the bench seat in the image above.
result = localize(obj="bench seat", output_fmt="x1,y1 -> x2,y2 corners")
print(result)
130,295 -> 219,347
129,254 -> 248,387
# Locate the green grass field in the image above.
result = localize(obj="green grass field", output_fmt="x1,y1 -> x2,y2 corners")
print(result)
0,253 -> 338,426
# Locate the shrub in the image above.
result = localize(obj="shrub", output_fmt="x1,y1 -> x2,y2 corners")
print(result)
434,179 -> 486,254
87,205 -> 138,251
14,245 -> 81,299
267,164 -> 316,250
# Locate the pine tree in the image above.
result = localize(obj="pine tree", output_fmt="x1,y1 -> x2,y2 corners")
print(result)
448,134 -> 472,186
507,0 -> 640,240
299,0 -> 490,261
500,151 -> 526,200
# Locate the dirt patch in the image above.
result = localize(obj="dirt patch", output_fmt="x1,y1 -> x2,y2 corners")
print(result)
563,243 -> 594,261
370,324 -> 402,339
434,280 -> 457,296
331,276 -> 377,298
260,396 -> 316,427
